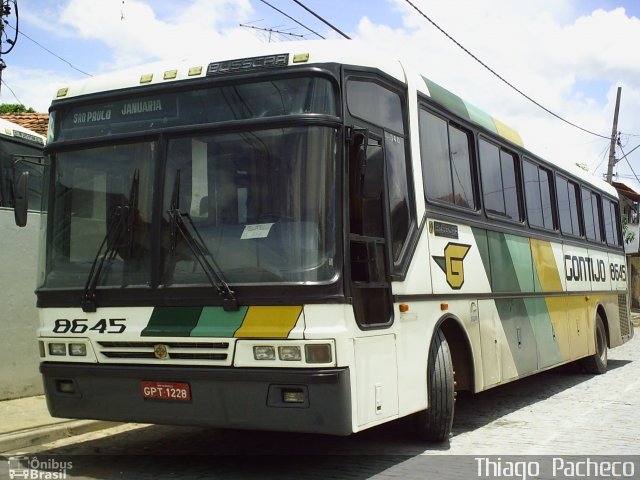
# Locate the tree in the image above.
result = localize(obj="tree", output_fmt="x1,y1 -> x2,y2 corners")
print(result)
0,104 -> 36,114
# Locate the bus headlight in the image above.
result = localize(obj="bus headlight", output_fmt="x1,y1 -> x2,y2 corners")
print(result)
278,346 -> 301,361
48,343 -> 67,356
69,343 -> 87,356
253,345 -> 276,360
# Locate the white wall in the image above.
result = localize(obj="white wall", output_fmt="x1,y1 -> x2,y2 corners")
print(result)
0,209 -> 43,399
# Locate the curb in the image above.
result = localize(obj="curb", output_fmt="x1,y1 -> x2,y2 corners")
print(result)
0,421 -> 120,453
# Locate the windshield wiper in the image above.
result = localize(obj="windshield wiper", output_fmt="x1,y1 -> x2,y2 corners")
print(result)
81,169 -> 139,312
167,172 -> 239,311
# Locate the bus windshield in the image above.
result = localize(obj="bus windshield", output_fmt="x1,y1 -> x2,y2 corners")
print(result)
41,76 -> 339,291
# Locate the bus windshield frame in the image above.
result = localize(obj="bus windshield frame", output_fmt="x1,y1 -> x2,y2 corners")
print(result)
39,67 -> 344,309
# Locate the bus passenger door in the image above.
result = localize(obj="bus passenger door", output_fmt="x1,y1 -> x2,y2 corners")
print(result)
347,131 -> 393,327
348,131 -> 398,427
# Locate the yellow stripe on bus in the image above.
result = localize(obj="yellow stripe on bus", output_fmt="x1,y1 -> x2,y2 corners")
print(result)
234,306 -> 303,338
493,117 -> 524,147
530,239 -> 562,292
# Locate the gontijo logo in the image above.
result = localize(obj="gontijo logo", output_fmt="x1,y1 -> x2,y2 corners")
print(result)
433,243 -> 472,290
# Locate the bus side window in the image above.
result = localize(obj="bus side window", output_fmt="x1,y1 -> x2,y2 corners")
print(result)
557,176 -> 582,237
523,158 -> 555,230
603,198 -> 621,246
419,109 -> 476,209
346,77 -> 415,271
582,188 -> 603,242
479,138 -> 522,221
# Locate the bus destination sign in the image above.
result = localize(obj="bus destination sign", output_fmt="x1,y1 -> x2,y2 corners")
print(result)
62,96 -> 178,136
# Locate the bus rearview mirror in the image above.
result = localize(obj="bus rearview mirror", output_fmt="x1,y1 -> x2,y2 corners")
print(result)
13,171 -> 29,227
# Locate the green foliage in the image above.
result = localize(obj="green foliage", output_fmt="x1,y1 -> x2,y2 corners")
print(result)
0,104 -> 36,114
622,213 -> 635,245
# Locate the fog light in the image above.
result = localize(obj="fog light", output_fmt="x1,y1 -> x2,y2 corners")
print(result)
253,345 -> 275,360
69,343 -> 87,356
278,346 -> 301,361
282,388 -> 305,403
305,344 -> 332,363
56,380 -> 75,394
48,343 -> 66,356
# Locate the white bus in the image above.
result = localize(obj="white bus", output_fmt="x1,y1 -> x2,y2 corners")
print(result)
0,117 -> 45,399
30,42 -> 632,441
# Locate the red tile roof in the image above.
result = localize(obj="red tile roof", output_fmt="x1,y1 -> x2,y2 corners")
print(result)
0,113 -> 49,137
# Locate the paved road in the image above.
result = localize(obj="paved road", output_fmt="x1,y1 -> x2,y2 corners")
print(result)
3,327 -> 639,479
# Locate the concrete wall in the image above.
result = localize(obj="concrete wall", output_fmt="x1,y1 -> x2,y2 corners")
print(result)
0,209 -> 43,400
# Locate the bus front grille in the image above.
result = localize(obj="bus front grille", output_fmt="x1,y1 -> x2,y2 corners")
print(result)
96,340 -> 233,365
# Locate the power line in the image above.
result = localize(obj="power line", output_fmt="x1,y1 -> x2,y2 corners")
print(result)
1,78 -> 23,105
403,0 -> 610,140
4,22 -> 92,77
620,142 -> 640,159
240,23 -> 305,42
258,0 -> 325,39
619,143 -> 640,184
290,0 -> 351,39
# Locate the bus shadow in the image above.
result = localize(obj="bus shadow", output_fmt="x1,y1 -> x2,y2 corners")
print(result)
452,359 -> 631,434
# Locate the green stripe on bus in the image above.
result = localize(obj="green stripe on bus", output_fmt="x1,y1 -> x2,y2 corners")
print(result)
141,306 -> 202,337
190,306 -> 248,337
487,231 -> 521,293
465,102 -> 498,135
524,297 -> 564,368
422,77 -> 470,121
504,235 -> 534,293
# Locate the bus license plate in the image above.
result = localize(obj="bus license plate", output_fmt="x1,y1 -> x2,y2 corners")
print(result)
141,381 -> 191,401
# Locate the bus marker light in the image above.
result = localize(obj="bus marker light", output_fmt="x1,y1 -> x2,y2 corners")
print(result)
56,87 -> 69,98
399,304 -> 409,313
253,345 -> 275,360
49,343 -> 66,356
188,66 -> 203,76
293,53 -> 309,63
39,341 -> 45,358
278,346 -> 302,361
440,303 -> 449,311
69,343 -> 87,356
305,344 -> 332,364
282,389 -> 305,403
163,70 -> 177,80
140,73 -> 153,84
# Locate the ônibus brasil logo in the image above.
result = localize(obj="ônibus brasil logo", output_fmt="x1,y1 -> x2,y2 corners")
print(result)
8,456 -> 72,480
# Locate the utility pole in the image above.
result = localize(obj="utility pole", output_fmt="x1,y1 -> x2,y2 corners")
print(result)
0,0 -> 19,98
606,86 -> 622,184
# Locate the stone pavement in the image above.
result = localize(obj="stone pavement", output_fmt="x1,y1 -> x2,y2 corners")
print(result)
0,395 -> 118,453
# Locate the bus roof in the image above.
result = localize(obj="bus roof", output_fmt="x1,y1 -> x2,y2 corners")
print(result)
50,39 -> 616,198
0,117 -> 46,147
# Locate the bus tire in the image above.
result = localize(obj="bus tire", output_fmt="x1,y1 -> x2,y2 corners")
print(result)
415,328 -> 455,442
581,314 -> 607,374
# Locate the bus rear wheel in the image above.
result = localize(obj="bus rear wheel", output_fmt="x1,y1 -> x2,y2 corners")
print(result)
415,328 -> 455,442
581,314 -> 607,375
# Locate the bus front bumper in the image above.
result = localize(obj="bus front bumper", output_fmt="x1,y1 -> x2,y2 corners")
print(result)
40,363 -> 352,436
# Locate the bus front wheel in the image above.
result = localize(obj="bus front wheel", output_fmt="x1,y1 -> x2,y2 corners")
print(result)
581,314 -> 608,374
415,328 -> 455,442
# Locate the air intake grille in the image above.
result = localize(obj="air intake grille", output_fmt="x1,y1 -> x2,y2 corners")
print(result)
618,294 -> 630,337
96,340 -> 232,365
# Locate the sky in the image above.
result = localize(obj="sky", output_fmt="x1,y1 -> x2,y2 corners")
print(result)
2,0 -> 640,185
